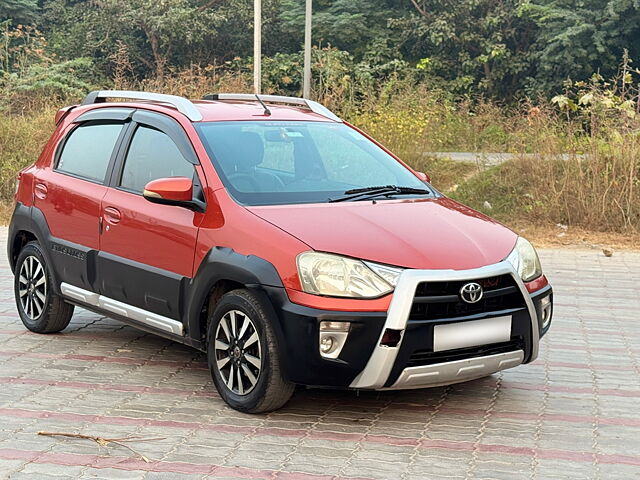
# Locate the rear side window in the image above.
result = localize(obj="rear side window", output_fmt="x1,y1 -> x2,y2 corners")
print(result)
120,125 -> 194,193
57,123 -> 123,182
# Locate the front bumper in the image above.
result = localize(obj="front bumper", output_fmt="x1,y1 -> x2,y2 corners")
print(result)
264,286 -> 387,387
388,350 -> 524,390
350,260 -> 547,389
268,260 -> 552,390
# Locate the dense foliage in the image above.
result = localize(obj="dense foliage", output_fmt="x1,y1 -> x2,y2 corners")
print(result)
1,1 -> 639,234
2,0 -> 640,103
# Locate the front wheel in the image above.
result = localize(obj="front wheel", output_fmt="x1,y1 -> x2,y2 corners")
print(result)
207,289 -> 294,413
14,241 -> 74,333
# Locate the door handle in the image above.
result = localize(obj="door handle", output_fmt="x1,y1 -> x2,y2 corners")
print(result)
103,206 -> 122,224
34,183 -> 48,199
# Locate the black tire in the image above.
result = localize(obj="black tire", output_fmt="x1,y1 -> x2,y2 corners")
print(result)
207,289 -> 294,413
14,241 -> 74,333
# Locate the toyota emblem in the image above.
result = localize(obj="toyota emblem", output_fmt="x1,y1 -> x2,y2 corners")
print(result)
460,282 -> 483,303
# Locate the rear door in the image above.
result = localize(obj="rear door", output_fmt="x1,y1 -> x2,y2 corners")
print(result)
97,110 -> 205,324
34,109 -> 132,291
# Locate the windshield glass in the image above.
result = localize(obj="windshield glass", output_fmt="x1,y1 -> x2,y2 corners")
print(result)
196,121 -> 433,206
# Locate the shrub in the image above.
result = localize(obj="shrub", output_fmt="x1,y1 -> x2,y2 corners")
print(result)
1,22 -> 99,112
0,51 -> 637,233
0,108 -> 55,205
452,66 -> 640,233
3,58 -> 98,112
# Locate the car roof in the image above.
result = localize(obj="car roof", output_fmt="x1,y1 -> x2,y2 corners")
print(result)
192,100 -> 336,123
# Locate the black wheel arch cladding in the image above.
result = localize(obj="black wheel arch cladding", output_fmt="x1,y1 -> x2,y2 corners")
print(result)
185,246 -> 286,347
9,204 -> 380,387
9,204 -> 290,350
8,203 -> 62,294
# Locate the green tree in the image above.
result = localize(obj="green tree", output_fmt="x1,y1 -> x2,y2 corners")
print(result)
183,0 -> 289,63
42,0 -> 226,77
396,0 -> 538,97
279,0 -> 409,58
0,0 -> 38,24
522,0 -> 640,94
25,0 -> 640,99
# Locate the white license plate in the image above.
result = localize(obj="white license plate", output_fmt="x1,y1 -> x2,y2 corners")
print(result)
433,315 -> 512,352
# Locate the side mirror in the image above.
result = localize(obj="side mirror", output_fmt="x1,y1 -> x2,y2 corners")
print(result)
415,171 -> 431,183
143,177 -> 204,212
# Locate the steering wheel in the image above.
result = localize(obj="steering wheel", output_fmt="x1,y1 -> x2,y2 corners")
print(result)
265,172 -> 286,189
227,172 -> 261,192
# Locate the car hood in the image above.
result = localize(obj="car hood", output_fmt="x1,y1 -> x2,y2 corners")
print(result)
247,197 -> 518,270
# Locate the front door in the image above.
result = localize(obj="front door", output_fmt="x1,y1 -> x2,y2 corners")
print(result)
98,113 -> 204,322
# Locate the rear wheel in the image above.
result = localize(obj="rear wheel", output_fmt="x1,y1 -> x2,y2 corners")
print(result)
207,289 -> 294,413
14,241 -> 74,333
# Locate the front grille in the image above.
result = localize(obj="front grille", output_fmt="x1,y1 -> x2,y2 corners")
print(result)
409,274 -> 525,321
406,339 -> 524,368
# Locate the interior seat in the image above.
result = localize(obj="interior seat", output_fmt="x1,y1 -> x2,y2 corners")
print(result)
228,132 -> 284,192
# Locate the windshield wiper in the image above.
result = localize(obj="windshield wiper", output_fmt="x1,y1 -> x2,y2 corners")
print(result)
329,185 -> 431,203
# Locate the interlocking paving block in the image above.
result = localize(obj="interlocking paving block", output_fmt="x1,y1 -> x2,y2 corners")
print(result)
0,227 -> 639,479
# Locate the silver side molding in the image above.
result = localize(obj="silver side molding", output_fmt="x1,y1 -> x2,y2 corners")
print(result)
61,283 -> 99,304
60,283 -> 184,336
349,260 -> 539,389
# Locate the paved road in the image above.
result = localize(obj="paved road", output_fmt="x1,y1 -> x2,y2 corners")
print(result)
426,152 -> 585,166
0,229 -> 639,479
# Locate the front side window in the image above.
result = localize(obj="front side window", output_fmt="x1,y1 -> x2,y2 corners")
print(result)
57,123 -> 123,182
196,121 -> 431,206
120,125 -> 194,193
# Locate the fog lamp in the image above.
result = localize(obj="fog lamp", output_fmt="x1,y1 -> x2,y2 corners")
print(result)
320,336 -> 335,353
319,321 -> 350,359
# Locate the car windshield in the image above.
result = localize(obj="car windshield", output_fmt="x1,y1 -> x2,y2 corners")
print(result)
195,121 -> 434,206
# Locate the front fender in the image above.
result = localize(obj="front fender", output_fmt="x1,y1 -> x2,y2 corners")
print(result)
185,247 -> 286,350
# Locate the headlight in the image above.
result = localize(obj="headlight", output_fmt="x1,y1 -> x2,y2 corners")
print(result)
296,252 -> 402,298
505,237 -> 542,282
363,261 -> 403,287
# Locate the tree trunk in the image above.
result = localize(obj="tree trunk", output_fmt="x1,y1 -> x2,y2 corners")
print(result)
149,33 -> 165,80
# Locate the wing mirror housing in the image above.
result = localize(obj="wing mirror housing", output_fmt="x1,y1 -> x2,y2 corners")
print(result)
415,171 -> 431,183
143,177 -> 205,212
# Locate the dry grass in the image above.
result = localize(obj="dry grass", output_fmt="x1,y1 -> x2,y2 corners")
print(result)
451,128 -> 640,234
1,68 -> 638,237
0,108 -> 56,201
349,85 -> 639,234
114,62 -> 254,99
510,222 -> 639,252
0,203 -> 14,224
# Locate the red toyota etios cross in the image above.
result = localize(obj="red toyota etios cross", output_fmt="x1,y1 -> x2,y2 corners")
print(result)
8,91 -> 553,413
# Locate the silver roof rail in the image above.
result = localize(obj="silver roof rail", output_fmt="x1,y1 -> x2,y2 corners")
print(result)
203,93 -> 342,122
81,90 -> 203,122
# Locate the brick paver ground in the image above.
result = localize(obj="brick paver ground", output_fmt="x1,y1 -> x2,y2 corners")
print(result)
0,227 -> 638,479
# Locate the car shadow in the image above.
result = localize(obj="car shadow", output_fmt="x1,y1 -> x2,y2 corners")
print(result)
62,315 -> 504,420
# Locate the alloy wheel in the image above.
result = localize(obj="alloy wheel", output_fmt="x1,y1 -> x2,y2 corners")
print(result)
18,256 -> 47,320
214,310 -> 262,395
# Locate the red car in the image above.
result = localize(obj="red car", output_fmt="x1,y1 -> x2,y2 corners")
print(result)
8,91 -> 553,413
